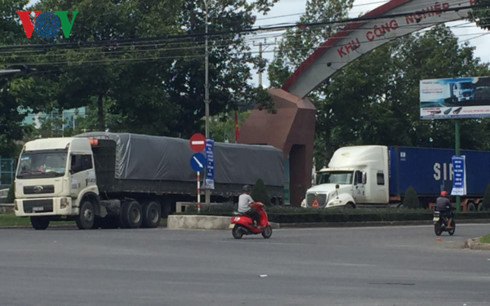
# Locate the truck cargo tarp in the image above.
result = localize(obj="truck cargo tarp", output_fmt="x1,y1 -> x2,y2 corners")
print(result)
78,132 -> 284,187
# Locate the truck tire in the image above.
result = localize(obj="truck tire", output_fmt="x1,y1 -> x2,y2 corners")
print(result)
30,216 -> 50,230
121,200 -> 143,229
76,200 -> 96,230
142,201 -> 161,228
467,202 -> 476,211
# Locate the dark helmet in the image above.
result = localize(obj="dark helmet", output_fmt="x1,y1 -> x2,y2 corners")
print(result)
242,185 -> 251,192
440,190 -> 448,197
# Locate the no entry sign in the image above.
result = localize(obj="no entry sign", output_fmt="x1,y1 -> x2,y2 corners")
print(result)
189,133 -> 206,152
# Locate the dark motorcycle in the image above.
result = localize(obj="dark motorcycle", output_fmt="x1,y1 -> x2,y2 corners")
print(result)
433,210 -> 456,236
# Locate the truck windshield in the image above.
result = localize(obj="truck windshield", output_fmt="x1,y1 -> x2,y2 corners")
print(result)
316,171 -> 353,185
16,150 -> 67,179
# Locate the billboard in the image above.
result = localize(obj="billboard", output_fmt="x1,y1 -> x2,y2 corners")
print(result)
420,76 -> 490,119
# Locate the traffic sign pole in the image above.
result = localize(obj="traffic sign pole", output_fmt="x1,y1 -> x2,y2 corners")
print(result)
197,171 -> 201,213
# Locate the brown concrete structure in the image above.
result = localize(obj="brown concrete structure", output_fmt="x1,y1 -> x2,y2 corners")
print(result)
239,88 -> 315,206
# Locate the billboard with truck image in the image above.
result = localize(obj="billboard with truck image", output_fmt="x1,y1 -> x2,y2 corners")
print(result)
420,76 -> 490,119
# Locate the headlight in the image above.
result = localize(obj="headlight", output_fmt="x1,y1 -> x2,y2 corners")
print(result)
60,197 -> 69,209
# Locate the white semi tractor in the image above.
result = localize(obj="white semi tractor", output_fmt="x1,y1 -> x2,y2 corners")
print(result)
302,145 -> 489,209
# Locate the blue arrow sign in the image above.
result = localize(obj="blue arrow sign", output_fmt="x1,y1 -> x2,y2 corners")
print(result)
190,152 -> 206,171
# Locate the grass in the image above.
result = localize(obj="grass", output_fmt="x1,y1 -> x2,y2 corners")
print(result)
0,212 -> 74,227
0,213 -> 31,227
480,234 -> 490,244
0,213 -> 168,228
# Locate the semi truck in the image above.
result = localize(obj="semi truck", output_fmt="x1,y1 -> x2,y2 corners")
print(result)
14,132 -> 284,230
302,145 -> 490,210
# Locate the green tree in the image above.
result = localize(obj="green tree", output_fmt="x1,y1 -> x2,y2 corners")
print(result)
468,0 -> 490,30
0,0 -> 35,156
9,0 -> 279,139
251,178 -> 271,206
268,0 -> 354,87
403,186 -> 420,209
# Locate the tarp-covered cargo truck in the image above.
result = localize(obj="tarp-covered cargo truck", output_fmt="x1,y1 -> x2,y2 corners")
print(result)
14,132 -> 284,230
302,145 -> 490,210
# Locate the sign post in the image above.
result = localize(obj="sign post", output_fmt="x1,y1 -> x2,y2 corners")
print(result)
190,133 -> 206,213
190,152 -> 206,213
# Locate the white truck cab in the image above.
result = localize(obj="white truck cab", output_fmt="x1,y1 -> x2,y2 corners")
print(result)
302,146 -> 389,208
14,137 -> 99,228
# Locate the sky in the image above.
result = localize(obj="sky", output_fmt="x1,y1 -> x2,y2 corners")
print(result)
251,0 -> 490,88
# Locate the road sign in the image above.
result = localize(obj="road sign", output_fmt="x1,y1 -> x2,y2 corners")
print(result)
189,133 -> 206,152
190,152 -> 206,171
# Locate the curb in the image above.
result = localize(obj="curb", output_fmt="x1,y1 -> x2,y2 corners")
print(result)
465,237 -> 490,250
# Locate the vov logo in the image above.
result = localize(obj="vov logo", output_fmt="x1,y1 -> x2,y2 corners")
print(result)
17,11 -> 79,39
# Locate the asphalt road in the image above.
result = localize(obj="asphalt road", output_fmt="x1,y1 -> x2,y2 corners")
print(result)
1,224 -> 489,306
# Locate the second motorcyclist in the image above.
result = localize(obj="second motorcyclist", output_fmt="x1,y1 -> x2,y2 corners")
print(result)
436,190 -> 453,228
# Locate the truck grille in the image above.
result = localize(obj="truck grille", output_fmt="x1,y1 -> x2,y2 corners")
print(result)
306,193 -> 326,208
24,185 -> 55,194
23,199 -> 53,213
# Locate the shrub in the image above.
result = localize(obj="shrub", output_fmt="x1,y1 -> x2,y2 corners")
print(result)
403,186 -> 419,209
483,183 -> 490,211
251,178 -> 271,206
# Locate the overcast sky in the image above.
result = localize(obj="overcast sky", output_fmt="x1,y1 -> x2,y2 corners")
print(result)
252,0 -> 490,87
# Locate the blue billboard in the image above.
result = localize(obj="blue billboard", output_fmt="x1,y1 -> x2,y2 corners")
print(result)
420,76 -> 490,119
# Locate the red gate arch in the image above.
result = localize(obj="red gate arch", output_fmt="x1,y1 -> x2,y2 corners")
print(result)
239,0 -> 477,206
283,0 -> 475,98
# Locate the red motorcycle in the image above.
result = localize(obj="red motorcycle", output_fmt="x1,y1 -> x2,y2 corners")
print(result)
230,202 -> 272,239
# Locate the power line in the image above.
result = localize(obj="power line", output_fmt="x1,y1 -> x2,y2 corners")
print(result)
1,3 -> 488,68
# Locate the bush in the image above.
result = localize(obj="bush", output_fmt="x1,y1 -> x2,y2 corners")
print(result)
403,186 -> 419,209
251,178 -> 271,206
483,183 -> 490,211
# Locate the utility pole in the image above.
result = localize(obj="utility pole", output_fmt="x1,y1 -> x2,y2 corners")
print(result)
258,42 -> 262,87
204,0 -> 211,205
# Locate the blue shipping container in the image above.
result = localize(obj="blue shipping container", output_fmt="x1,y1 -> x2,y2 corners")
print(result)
388,146 -> 490,197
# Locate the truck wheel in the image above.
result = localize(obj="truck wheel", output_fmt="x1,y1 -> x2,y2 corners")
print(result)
467,202 -> 476,211
76,200 -> 96,230
121,200 -> 142,229
30,216 -> 50,230
142,201 -> 161,228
